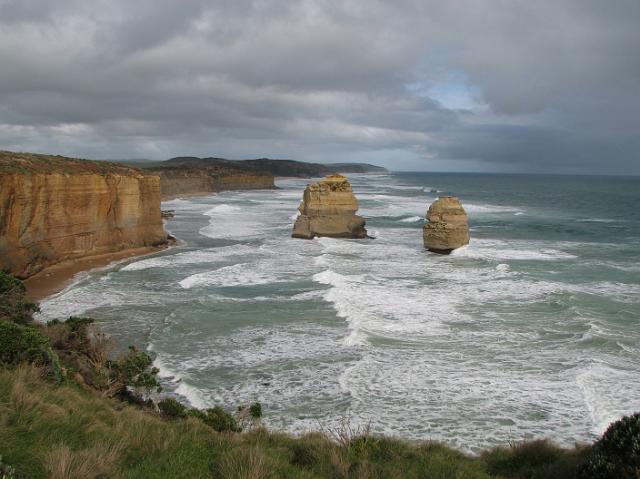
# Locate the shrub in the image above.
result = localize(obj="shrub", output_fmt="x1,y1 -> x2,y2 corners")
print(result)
158,397 -> 187,418
106,346 -> 161,399
0,321 -> 50,365
249,402 -> 263,419
0,271 -> 39,324
580,412 -> 640,479
187,408 -> 208,422
185,405 -> 240,432
202,406 -> 241,432
45,317 -> 96,355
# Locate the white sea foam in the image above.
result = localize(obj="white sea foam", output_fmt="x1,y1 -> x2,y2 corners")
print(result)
385,184 -> 430,191
400,215 -> 423,223
450,238 -> 577,261
462,203 -> 525,214
121,245 -> 257,272
313,269 -> 451,345
175,381 -> 209,409
575,218 -> 619,223
179,263 -> 282,289
572,281 -> 640,303
152,350 -> 209,409
495,263 -> 511,274
576,362 -> 640,435
199,202 -> 270,240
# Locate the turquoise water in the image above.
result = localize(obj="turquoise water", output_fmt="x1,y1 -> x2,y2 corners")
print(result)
37,173 -> 640,451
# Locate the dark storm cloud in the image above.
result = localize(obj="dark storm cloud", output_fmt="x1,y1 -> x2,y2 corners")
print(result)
0,0 -> 638,173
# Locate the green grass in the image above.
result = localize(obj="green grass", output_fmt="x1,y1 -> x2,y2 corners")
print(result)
0,151 -> 140,175
0,365 -> 592,479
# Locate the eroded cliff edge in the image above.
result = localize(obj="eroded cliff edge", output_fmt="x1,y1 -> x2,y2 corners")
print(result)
147,164 -> 275,200
0,151 -> 168,278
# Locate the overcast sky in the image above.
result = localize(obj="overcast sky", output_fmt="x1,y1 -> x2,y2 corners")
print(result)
1,1 -> 638,173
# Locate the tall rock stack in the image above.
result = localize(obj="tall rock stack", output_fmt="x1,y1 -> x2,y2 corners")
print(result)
423,196 -> 470,254
292,175 -> 367,239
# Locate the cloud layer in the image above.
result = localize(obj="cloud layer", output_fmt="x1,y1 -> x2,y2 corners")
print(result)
1,0 -> 638,173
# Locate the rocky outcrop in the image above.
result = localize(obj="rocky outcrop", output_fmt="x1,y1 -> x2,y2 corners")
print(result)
0,151 -> 168,278
148,167 -> 275,200
423,196 -> 470,254
292,175 -> 367,239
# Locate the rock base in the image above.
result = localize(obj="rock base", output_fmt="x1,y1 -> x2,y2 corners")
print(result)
292,214 -> 367,239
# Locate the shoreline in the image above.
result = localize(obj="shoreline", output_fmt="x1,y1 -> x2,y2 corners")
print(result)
24,245 -> 169,303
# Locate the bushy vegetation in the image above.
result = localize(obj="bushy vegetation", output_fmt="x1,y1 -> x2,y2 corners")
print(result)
158,397 -> 187,418
0,271 -> 638,478
0,271 -> 39,324
0,321 -> 50,365
579,412 -> 640,478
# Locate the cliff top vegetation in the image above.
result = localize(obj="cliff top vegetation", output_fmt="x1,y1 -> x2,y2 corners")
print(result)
0,151 -> 142,175
144,156 -> 387,178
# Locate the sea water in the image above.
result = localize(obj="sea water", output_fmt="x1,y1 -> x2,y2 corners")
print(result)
37,173 -> 640,451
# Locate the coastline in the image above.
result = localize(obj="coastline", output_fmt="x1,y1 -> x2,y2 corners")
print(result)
24,245 -> 169,302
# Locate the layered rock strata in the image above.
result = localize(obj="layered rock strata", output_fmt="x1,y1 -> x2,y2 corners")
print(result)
147,167 -> 275,200
292,175 -> 367,239
423,196 -> 470,253
0,152 -> 168,278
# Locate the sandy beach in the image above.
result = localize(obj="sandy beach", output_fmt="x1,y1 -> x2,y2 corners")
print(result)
24,245 -> 168,302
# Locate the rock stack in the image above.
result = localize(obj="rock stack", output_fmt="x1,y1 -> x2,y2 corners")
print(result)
292,175 -> 367,239
423,196 -> 470,253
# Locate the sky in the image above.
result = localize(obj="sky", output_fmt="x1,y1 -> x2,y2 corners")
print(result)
0,0 -> 639,174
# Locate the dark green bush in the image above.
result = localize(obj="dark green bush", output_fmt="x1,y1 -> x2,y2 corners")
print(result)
158,397 -> 187,418
202,406 -> 241,432
65,316 -> 95,332
107,346 -> 161,396
0,321 -> 50,365
185,405 -> 240,432
580,412 -> 640,479
249,402 -> 262,419
45,316 -> 95,355
187,408 -> 208,421
0,271 -> 39,324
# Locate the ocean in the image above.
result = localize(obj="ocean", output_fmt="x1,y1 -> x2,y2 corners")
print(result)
37,172 -> 640,451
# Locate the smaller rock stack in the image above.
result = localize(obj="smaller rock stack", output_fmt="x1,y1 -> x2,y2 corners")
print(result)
292,175 -> 367,239
423,196 -> 470,254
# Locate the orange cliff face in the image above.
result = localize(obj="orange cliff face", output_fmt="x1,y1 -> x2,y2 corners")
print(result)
0,152 -> 168,278
147,166 -> 275,200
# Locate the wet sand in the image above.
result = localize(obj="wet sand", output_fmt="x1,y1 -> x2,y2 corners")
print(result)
25,245 -> 168,302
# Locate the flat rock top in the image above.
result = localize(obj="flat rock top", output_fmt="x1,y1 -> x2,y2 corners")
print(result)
427,196 -> 468,220
308,174 -> 353,192
0,151 -> 142,175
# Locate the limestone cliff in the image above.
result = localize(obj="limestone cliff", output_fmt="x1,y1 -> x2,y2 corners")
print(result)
147,166 -> 275,200
0,152 -> 167,278
423,196 -> 470,254
292,175 -> 367,239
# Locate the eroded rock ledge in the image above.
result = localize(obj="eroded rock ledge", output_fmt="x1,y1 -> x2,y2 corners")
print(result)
0,151 -> 168,278
292,175 -> 367,239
